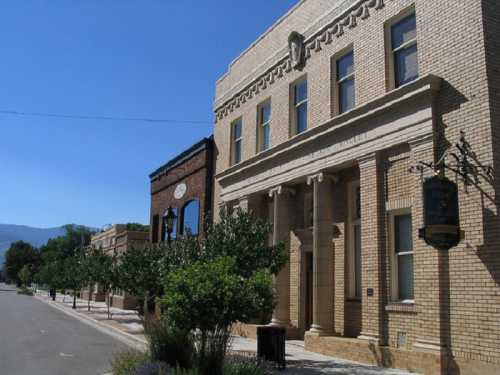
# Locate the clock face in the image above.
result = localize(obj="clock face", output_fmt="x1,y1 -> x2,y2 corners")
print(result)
174,183 -> 187,200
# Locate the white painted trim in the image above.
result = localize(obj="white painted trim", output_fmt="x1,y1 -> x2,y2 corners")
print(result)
388,208 -> 413,302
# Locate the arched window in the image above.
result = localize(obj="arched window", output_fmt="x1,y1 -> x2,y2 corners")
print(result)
181,199 -> 200,236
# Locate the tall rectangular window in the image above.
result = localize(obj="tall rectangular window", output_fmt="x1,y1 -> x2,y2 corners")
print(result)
394,213 -> 414,301
231,119 -> 242,165
336,50 -> 355,114
391,13 -> 418,88
293,79 -> 308,134
258,102 -> 271,152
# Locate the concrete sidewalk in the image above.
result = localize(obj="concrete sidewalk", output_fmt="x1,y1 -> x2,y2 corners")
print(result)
230,337 -> 418,375
35,290 -> 147,351
35,291 -> 417,375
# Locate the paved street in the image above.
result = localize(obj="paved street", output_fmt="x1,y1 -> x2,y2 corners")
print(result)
0,283 -> 127,375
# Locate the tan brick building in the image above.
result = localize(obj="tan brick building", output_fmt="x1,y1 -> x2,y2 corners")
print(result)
212,1 -> 500,374
81,224 -> 149,309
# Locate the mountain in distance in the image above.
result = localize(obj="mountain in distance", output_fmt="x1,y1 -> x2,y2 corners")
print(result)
0,224 -> 97,266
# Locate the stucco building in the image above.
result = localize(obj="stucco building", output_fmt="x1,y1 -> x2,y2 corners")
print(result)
150,137 -> 214,242
213,1 -> 500,374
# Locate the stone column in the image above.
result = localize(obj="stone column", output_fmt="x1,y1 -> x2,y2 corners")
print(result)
358,152 -> 384,343
410,136 -> 447,364
268,186 -> 294,327
307,173 -> 334,335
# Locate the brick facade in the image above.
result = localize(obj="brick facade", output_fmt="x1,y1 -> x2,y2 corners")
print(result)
212,1 -> 500,374
150,137 -> 214,242
81,224 -> 149,309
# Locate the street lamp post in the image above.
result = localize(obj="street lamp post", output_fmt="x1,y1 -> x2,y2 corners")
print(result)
165,206 -> 177,244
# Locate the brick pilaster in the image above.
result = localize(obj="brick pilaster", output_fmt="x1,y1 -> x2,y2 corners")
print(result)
358,152 -> 385,343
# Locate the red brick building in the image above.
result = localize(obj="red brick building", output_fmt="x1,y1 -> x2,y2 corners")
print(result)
149,137 -> 214,242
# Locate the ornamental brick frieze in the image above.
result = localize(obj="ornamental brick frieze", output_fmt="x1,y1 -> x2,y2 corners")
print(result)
215,0 -> 389,123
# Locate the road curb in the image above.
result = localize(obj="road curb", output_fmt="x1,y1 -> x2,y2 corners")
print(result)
34,294 -> 148,352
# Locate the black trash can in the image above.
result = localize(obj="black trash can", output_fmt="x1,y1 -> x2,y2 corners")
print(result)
257,326 -> 286,369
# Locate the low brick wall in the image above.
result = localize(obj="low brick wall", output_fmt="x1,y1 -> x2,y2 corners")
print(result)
305,335 -> 441,375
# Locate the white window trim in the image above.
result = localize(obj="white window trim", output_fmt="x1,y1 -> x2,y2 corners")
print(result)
347,180 -> 361,299
257,100 -> 271,153
385,7 -> 417,91
231,119 -> 243,166
290,77 -> 308,136
388,207 -> 415,304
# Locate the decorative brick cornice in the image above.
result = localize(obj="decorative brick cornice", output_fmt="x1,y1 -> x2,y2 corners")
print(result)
215,0 -> 389,123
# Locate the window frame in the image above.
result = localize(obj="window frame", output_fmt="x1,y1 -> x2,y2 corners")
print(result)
385,8 -> 418,91
347,180 -> 362,300
334,48 -> 355,115
231,118 -> 243,166
388,208 -> 415,303
180,199 -> 200,237
290,77 -> 308,136
257,100 -> 272,153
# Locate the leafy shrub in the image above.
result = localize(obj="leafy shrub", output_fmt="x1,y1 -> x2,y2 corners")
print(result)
134,361 -> 168,375
111,350 -> 150,375
144,317 -> 194,370
17,287 -> 33,296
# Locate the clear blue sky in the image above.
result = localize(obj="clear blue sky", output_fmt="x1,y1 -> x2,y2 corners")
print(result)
0,0 -> 298,229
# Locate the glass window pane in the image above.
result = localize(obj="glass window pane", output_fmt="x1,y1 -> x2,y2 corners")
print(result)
354,224 -> 362,298
395,44 -> 418,87
337,51 -> 354,80
233,121 -> 242,140
182,200 -> 199,236
392,14 -> 417,49
261,103 -> 271,124
395,214 -> 413,253
262,123 -> 270,150
398,254 -> 414,300
234,140 -> 241,164
296,103 -> 307,133
295,80 -> 308,103
339,78 -> 355,113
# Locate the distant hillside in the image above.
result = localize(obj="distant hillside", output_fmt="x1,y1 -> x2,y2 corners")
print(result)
0,224 -> 96,266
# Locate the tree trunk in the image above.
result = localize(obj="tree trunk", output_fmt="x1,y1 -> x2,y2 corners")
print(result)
106,291 -> 111,319
87,284 -> 92,311
143,291 -> 149,318
72,290 -> 77,309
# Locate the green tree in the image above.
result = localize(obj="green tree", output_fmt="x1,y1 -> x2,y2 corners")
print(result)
118,243 -> 165,316
91,248 -> 119,319
161,257 -> 274,375
4,241 -> 39,286
158,208 -> 287,375
36,225 -> 94,301
18,265 -> 32,288
202,208 -> 287,277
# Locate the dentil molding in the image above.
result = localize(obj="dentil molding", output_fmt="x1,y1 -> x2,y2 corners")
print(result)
215,0 -> 390,123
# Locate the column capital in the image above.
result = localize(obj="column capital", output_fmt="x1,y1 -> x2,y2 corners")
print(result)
268,185 -> 296,198
307,173 -> 339,185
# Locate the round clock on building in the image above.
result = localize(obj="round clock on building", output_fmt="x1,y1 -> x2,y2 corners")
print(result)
174,182 -> 187,200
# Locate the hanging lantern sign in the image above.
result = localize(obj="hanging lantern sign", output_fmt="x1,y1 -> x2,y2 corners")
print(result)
419,176 -> 460,250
